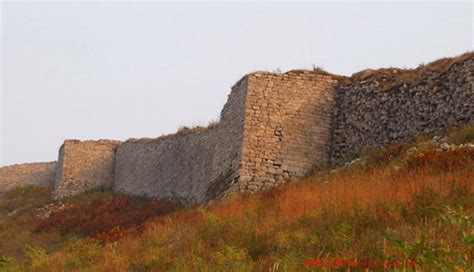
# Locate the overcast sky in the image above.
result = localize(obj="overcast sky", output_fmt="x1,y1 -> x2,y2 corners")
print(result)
1,2 -> 472,166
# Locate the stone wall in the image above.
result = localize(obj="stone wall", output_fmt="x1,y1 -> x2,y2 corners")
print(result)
238,71 -> 340,191
114,78 -> 248,205
54,139 -> 121,199
206,76 -> 248,199
0,162 -> 56,193
330,54 -> 474,163
114,130 -> 219,205
4,53 -> 472,204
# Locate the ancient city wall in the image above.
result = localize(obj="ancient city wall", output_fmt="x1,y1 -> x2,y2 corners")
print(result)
114,77 -> 248,205
238,71 -> 340,192
0,162 -> 57,193
3,53 -> 472,204
54,139 -> 121,199
44,53 -> 474,202
330,54 -> 474,162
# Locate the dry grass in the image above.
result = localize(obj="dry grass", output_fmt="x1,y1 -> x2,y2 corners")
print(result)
205,144 -> 473,224
176,125 -> 208,136
34,194 -> 178,242
176,120 -> 220,136
1,123 -> 474,271
351,51 -> 473,91
446,122 -> 474,144
127,120 -> 220,143
56,153 -> 470,271
279,68 -> 348,81
269,164 -> 472,222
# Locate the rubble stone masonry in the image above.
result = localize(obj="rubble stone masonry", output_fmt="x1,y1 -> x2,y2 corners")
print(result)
330,56 -> 474,162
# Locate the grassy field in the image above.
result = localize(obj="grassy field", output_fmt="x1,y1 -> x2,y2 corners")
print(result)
1,123 -> 473,271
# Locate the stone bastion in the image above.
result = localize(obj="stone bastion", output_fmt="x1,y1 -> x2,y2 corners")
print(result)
1,53 -> 473,205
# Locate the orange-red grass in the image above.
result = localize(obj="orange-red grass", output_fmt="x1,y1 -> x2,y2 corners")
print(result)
34,195 -> 178,242
18,146 -> 473,271
206,147 -> 474,223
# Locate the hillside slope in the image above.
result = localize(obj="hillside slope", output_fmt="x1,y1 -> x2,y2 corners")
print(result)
1,123 -> 473,271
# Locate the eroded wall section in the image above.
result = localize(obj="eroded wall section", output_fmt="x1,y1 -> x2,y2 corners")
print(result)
331,55 -> 474,162
0,162 -> 56,193
54,140 -> 121,199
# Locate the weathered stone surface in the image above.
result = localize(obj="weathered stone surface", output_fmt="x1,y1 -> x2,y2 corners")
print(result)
113,77 -> 248,205
330,56 -> 474,163
53,139 -> 121,199
239,71 -> 340,191
5,53 -> 471,205
0,162 -> 56,193
114,129 -> 219,205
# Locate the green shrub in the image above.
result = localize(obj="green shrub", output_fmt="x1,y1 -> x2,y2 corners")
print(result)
446,123 -> 474,144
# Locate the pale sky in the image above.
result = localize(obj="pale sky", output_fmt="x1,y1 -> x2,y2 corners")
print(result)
1,2 -> 473,166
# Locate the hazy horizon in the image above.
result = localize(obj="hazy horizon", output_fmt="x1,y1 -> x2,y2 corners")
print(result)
1,2 -> 473,166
